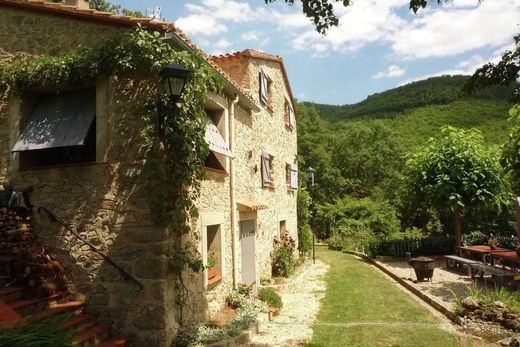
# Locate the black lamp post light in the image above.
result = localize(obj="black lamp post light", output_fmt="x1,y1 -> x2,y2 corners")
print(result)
307,166 -> 316,264
160,62 -> 191,99
158,62 -> 191,136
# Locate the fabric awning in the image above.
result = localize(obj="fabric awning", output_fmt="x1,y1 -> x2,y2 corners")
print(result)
205,119 -> 233,158
12,89 -> 96,152
237,201 -> 269,212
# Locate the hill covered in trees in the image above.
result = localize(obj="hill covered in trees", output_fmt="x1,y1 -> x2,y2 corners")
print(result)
303,75 -> 514,123
297,75 -> 517,246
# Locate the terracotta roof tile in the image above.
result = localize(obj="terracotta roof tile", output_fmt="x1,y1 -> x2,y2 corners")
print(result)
211,49 -> 298,116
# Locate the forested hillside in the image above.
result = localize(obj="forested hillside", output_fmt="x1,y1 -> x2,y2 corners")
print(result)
303,75 -> 513,122
296,75 -> 517,253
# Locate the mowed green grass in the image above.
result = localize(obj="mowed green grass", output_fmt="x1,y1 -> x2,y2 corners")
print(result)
307,247 -> 467,347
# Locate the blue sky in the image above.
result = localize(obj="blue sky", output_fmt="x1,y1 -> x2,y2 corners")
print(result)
114,0 -> 519,105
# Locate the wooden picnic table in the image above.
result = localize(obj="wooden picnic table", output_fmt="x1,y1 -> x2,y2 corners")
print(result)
458,245 -> 511,264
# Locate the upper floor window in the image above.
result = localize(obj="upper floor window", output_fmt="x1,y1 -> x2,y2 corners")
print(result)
12,88 -> 96,170
259,69 -> 271,106
285,163 -> 298,191
204,107 -> 232,172
261,152 -> 274,188
284,101 -> 296,130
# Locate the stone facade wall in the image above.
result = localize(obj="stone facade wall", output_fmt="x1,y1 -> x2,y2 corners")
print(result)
0,5 -> 299,345
210,55 -> 298,286
0,8 -> 178,347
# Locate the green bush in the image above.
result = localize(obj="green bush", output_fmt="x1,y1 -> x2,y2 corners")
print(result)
298,224 -> 313,256
272,234 -> 296,277
177,290 -> 267,346
297,188 -> 313,256
327,234 -> 344,251
463,230 -> 488,245
316,196 -> 400,240
258,288 -> 283,309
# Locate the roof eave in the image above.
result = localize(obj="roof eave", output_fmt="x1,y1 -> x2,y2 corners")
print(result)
164,34 -> 260,113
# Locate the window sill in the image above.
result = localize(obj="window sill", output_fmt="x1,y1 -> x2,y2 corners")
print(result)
19,161 -> 104,172
207,270 -> 222,288
262,183 -> 275,191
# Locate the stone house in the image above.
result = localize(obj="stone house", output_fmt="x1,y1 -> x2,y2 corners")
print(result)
0,0 -> 298,346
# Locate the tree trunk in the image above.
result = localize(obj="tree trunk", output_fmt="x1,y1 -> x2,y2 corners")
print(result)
454,209 -> 462,254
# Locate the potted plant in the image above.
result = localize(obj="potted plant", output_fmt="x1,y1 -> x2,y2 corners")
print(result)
207,252 -> 218,280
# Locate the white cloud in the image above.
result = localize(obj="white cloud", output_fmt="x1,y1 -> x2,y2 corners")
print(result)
176,0 -> 267,37
175,14 -> 227,36
372,65 -> 406,79
241,31 -> 259,41
284,0 -> 519,60
214,38 -> 232,49
400,50 -> 507,85
391,0 -> 520,59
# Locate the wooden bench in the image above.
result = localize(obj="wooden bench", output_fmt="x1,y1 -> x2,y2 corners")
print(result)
467,263 -> 517,286
445,255 -> 481,268
444,255 -> 482,277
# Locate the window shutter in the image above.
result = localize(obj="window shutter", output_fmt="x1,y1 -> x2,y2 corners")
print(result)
290,164 -> 298,190
288,104 -> 296,130
259,70 -> 268,105
261,152 -> 271,187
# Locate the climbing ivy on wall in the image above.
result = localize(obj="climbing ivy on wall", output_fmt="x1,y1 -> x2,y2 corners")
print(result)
0,26 -> 221,326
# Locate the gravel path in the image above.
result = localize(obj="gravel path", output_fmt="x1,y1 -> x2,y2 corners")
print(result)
250,260 -> 329,346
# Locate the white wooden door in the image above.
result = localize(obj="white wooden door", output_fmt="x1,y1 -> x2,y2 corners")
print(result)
239,219 -> 256,292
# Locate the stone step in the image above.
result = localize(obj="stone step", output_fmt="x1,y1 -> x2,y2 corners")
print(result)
0,286 -> 24,302
0,274 -> 13,285
96,337 -> 128,347
63,313 -> 95,332
74,324 -> 109,346
32,300 -> 85,321
9,292 -> 66,316
0,300 -> 22,326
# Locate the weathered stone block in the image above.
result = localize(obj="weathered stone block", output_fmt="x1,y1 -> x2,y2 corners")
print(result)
133,306 -> 166,330
113,282 -> 142,306
127,226 -> 169,243
135,257 -> 168,279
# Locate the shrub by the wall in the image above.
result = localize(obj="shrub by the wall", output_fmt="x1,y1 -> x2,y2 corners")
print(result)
272,234 -> 296,277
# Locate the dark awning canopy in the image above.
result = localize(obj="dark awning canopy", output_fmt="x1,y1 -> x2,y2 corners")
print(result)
12,89 -> 95,152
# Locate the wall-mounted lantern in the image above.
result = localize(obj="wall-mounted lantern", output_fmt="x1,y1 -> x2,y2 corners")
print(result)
160,62 -> 191,100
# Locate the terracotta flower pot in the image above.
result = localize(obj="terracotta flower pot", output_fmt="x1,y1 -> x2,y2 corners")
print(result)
207,267 -> 218,280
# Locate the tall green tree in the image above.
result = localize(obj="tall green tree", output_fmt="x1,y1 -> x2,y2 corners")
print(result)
465,34 -> 519,103
404,126 -> 511,248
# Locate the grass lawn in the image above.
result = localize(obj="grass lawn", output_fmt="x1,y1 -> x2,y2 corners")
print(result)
307,247 -> 472,347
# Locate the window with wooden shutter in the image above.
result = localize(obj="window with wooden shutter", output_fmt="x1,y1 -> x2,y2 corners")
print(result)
259,69 -> 269,105
288,104 -> 296,130
290,164 -> 298,190
261,152 -> 274,188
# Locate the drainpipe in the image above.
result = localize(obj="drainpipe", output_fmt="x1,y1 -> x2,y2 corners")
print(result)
229,95 -> 239,288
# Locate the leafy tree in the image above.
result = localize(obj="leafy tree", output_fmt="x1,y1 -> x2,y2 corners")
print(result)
297,188 -> 313,255
465,35 -> 520,103
315,195 -> 400,239
404,126 -> 511,247
297,103 -> 349,205
331,121 -> 404,202
501,105 -> 520,192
